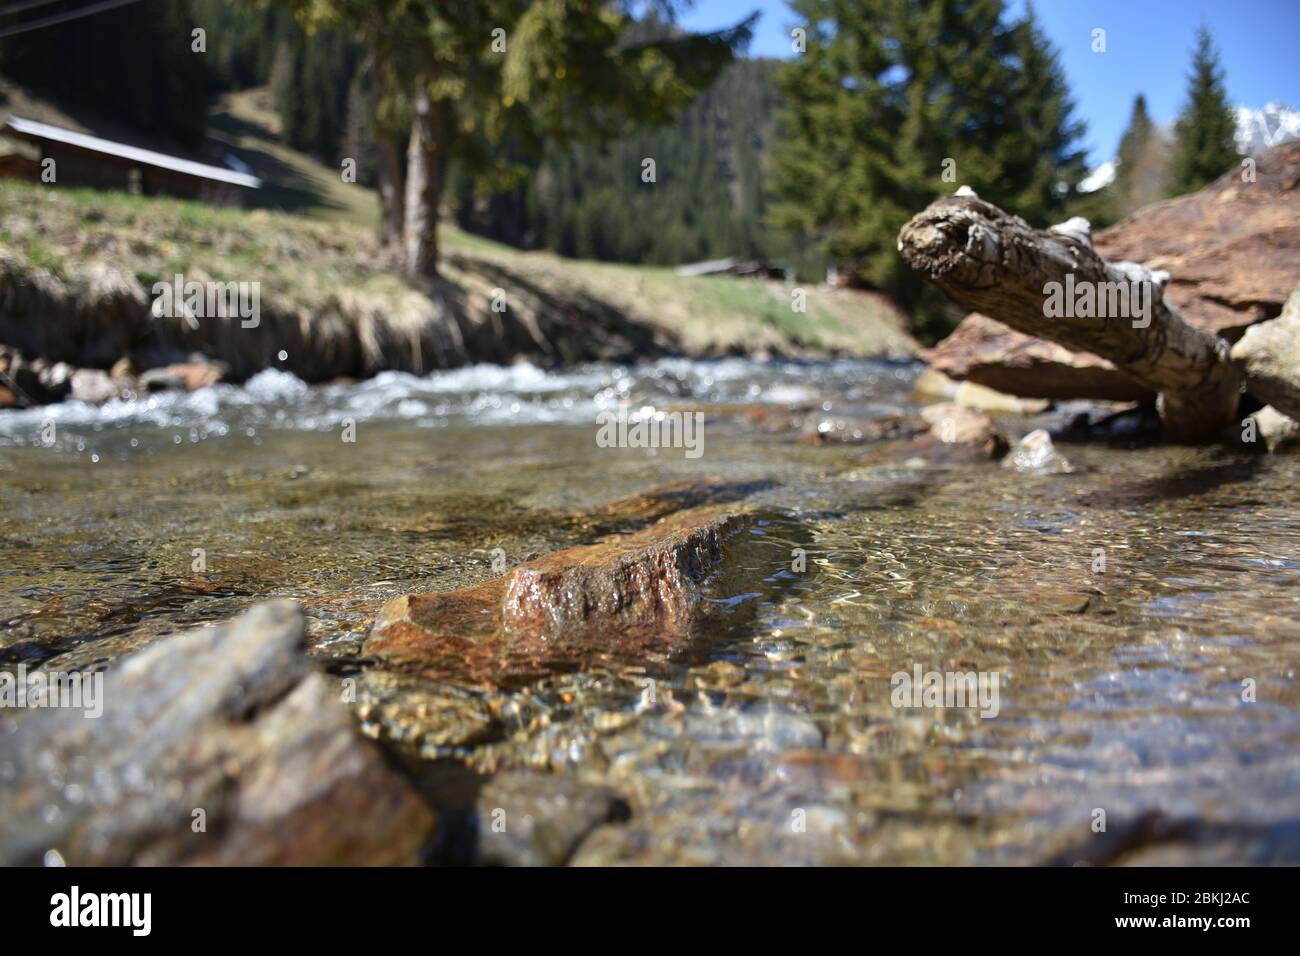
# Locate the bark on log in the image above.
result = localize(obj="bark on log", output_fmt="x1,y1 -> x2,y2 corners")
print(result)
898,196 -> 1242,443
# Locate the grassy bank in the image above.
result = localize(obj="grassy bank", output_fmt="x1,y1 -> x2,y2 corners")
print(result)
0,87 -> 914,380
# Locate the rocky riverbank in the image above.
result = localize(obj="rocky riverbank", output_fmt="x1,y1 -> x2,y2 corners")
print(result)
910,141 -> 1300,450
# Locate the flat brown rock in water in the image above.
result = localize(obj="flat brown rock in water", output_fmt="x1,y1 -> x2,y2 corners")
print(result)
366,506 -> 755,682
0,601 -> 435,866
922,313 -> 1155,402
584,476 -> 768,524
473,772 -> 631,866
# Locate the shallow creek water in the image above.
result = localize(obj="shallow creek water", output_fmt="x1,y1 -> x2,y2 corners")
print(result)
2,358 -> 1298,864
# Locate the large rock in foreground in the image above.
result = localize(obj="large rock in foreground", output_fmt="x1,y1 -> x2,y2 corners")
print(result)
0,601 -> 435,866
366,506 -> 758,685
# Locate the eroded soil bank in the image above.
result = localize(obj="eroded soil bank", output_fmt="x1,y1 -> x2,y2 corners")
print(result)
1,358 -> 1297,864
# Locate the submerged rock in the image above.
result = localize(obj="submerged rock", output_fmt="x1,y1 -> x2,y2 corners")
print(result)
473,771 -> 630,867
353,669 -> 498,756
0,601 -> 435,866
366,506 -> 760,684
583,476 -> 771,526
913,402 -> 1009,461
798,413 -> 929,446
1003,429 -> 1073,475
139,357 -> 230,393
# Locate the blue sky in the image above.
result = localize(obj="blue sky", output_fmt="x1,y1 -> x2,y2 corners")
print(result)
678,0 -> 1300,166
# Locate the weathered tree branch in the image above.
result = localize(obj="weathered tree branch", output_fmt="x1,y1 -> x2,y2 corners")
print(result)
898,196 -> 1241,443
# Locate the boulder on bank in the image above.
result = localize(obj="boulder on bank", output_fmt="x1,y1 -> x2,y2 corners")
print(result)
921,313 -> 1155,402
1093,141 -> 1300,340
0,345 -> 74,407
473,772 -> 631,867
139,356 -> 230,392
1230,282 -> 1300,422
922,141 -> 1300,404
0,601 -> 435,866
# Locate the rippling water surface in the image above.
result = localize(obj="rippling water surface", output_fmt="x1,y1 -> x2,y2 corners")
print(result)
2,358 -> 1297,864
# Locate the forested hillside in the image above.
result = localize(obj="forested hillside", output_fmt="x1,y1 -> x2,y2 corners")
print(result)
0,0 -> 1253,343
446,58 -> 784,268
1,0 -> 783,271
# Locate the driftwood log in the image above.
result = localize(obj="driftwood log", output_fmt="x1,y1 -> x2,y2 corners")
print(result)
898,196 -> 1241,443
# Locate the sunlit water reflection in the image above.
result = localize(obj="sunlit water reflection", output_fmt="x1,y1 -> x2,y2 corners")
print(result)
2,358 -> 1297,863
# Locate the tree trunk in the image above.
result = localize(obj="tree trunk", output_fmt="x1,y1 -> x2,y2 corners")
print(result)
898,196 -> 1241,443
403,81 -> 446,284
376,134 -> 404,247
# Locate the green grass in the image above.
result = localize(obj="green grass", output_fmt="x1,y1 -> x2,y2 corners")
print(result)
0,101 -> 916,360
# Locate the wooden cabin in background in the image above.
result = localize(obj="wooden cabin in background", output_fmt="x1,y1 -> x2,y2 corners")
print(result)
0,115 -> 260,205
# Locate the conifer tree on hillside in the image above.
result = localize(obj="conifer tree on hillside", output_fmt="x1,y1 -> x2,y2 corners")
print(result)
191,0 -> 294,92
467,57 -> 782,266
1001,2 -> 1087,226
1170,25 -> 1240,196
1112,94 -> 1172,216
272,28 -> 357,162
0,0 -> 211,146
767,0 -> 1086,339
1116,95 -> 1155,191
274,0 -> 752,283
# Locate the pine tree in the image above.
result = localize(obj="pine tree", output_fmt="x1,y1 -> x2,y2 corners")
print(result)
0,0 -> 213,147
341,60 -> 381,187
1170,25 -> 1240,195
767,0 -> 1086,340
274,0 -> 752,282
1116,95 -> 1155,189
1112,94 -> 1172,216
1002,1 -> 1087,226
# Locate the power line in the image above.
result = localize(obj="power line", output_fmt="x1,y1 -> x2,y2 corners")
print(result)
0,0 -> 69,20
0,0 -> 150,40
